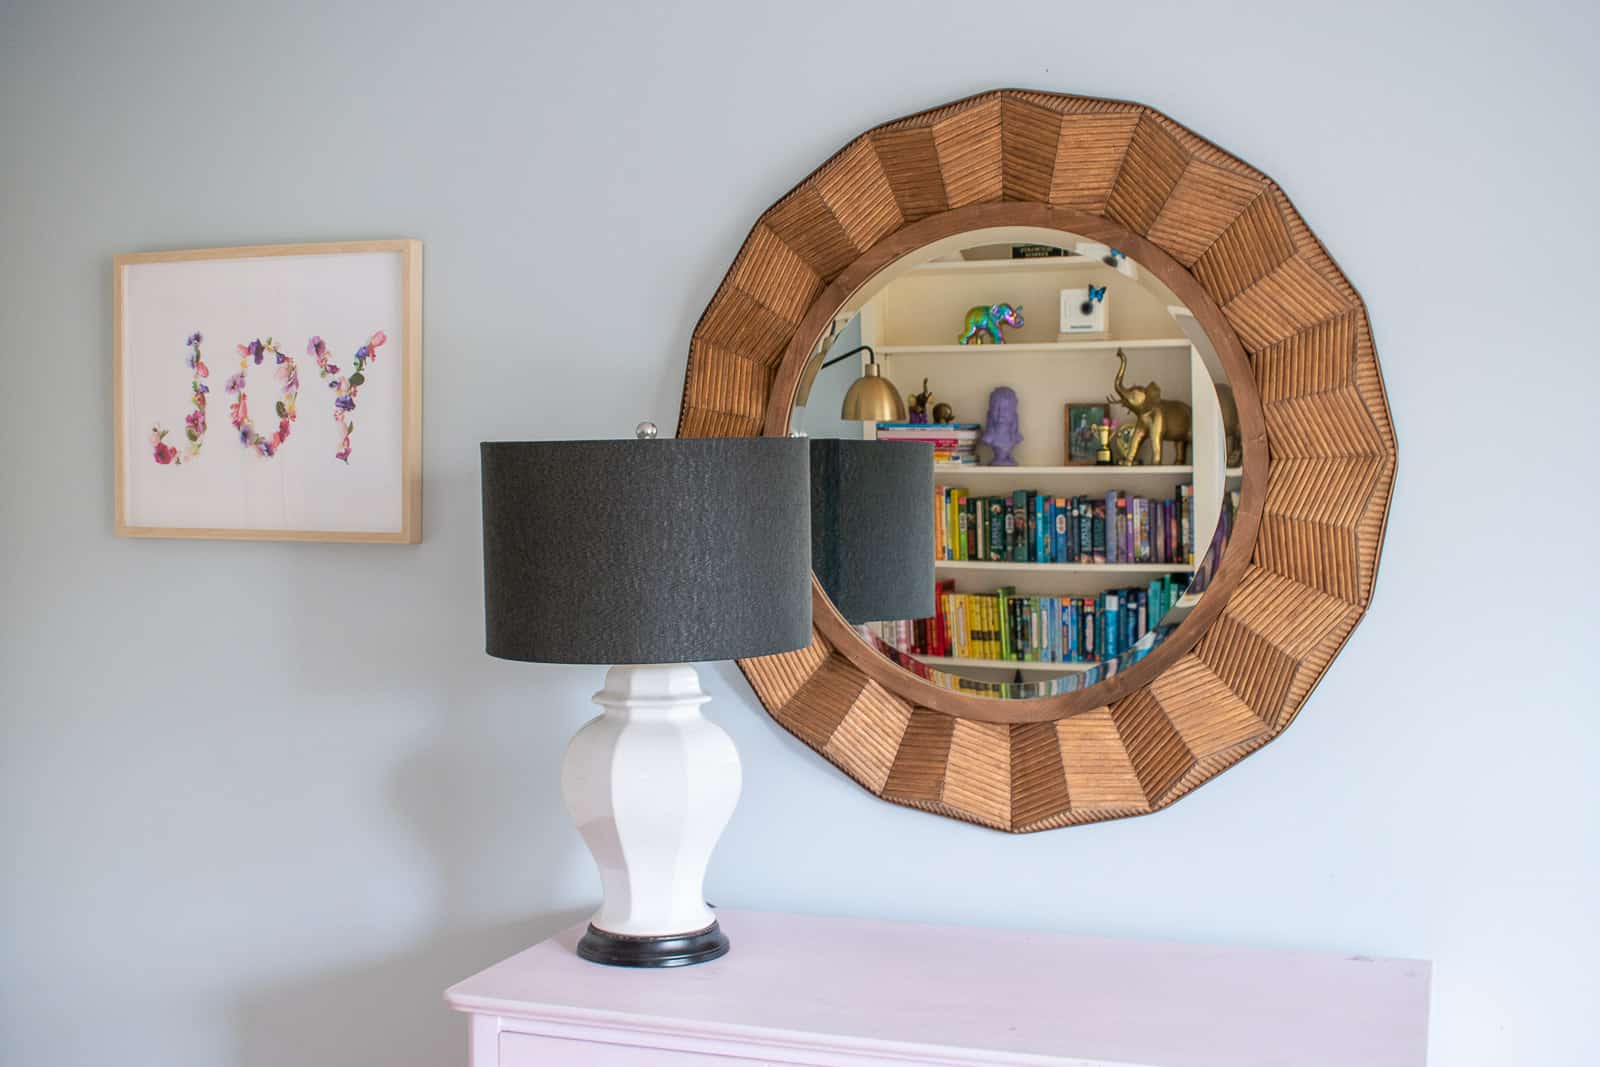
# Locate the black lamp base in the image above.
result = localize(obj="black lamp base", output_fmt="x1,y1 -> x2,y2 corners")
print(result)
576,920 -> 730,968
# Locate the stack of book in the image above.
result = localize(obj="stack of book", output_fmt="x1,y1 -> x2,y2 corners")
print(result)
934,487 -> 1195,566
876,422 -> 979,465
869,575 -> 1187,666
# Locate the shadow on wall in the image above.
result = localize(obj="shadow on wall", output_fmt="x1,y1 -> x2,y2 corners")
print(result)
231,456 -> 596,1067
231,910 -> 588,1067
230,694 -> 590,1066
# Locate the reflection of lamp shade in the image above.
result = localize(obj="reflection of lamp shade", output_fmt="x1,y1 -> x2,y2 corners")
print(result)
482,438 -> 812,664
809,439 -> 934,624
840,363 -> 908,422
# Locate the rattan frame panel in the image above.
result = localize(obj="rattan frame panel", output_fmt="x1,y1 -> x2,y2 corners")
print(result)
679,91 -> 1395,831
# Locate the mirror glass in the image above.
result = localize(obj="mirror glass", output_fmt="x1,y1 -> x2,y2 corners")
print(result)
792,227 -> 1243,701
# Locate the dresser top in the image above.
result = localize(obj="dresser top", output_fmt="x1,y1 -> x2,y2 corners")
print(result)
446,908 -> 1430,1067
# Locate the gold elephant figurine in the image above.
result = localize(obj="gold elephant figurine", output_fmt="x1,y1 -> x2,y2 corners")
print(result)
906,378 -> 935,422
1106,348 -> 1192,465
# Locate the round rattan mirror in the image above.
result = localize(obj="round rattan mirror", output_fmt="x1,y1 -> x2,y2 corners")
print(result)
677,90 -> 1395,831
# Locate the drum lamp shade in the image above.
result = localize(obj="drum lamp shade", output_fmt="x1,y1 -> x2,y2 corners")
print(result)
481,438 -> 812,665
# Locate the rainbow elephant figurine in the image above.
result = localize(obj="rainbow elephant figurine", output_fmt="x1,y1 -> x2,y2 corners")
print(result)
958,303 -> 1024,344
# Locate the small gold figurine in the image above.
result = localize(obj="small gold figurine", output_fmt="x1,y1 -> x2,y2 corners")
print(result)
1094,420 -> 1114,465
1106,349 -> 1192,465
1113,422 -> 1141,465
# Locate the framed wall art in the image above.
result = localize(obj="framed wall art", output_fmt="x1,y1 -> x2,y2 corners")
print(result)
114,240 -> 422,542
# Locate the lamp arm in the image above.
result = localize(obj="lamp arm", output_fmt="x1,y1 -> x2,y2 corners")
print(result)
818,344 -> 876,370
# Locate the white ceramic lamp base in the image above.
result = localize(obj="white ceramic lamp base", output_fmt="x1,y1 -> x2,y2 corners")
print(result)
560,663 -> 741,967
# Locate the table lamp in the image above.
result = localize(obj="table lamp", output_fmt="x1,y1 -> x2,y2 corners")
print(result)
480,425 -> 811,968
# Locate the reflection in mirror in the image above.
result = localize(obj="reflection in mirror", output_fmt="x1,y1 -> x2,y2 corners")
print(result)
792,230 -> 1243,701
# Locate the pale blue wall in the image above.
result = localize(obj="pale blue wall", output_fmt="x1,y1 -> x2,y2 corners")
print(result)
3,2 -> 1597,1064
792,316 -> 867,441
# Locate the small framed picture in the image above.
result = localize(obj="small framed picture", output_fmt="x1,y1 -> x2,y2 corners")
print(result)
114,240 -> 422,542
1059,286 -> 1109,335
1065,403 -> 1108,465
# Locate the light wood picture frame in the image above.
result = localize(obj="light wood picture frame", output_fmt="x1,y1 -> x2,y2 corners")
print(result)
677,90 -> 1396,832
114,239 -> 422,543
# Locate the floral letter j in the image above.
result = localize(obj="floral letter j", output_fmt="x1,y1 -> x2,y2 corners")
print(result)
151,330 -> 387,466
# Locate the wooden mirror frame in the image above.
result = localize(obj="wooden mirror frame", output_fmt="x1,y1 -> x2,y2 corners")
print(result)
677,90 -> 1396,831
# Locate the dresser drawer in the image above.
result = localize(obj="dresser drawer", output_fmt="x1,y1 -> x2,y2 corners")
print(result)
501,1030 -> 770,1066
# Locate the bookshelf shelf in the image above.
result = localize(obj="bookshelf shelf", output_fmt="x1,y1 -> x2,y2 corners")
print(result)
909,256 -> 1109,275
935,560 -> 1196,575
935,464 -> 1194,477
912,655 -> 1099,674
879,339 -> 1189,357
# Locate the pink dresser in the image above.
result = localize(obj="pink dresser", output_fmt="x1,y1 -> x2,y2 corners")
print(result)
445,909 -> 1430,1066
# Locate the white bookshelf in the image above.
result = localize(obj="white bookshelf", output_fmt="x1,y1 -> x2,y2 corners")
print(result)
856,255 -> 1224,592
935,464 -> 1194,477
879,338 -> 1190,357
908,256 -> 1111,276
935,560 -> 1196,575
808,236 -> 1238,669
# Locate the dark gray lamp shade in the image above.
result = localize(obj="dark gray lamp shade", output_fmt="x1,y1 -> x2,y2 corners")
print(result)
481,438 -> 812,665
810,440 -> 935,625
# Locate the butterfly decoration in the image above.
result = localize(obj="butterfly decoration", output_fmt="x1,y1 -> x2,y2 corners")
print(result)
1080,285 -> 1108,315
1102,248 -> 1126,268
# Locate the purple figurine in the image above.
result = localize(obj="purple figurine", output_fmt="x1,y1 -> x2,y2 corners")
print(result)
981,386 -> 1022,466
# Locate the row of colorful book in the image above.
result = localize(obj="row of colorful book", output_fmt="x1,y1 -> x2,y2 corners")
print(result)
934,487 -> 1196,566
869,575 -> 1188,666
875,422 -> 979,465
